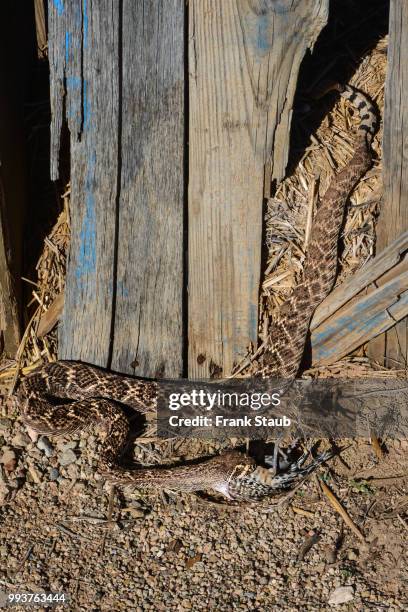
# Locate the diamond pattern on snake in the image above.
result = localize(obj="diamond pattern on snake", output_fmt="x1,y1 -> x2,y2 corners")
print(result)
17,85 -> 377,502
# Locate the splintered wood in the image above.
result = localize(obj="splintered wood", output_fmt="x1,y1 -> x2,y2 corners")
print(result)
188,0 -> 329,378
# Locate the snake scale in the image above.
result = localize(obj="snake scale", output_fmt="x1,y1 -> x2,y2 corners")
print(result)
18,85 -> 377,502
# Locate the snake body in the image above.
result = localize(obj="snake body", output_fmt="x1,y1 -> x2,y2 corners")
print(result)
18,86 -> 377,502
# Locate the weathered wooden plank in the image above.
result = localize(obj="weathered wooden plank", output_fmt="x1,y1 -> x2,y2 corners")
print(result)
0,178 -> 21,355
111,0 -> 184,378
34,0 -> 47,56
311,231 -> 408,331
37,292 -> 64,338
48,0 -> 65,181
368,0 -> 408,367
311,271 -> 408,365
188,0 -> 328,377
57,0 -> 120,366
51,1 -> 184,376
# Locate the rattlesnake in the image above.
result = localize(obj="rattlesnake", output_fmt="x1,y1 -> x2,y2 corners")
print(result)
18,85 -> 377,502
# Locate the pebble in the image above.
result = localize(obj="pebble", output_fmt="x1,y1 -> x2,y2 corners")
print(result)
324,546 -> 337,564
11,432 -> 30,447
66,463 -> 79,480
0,419 -> 12,431
37,436 -> 54,457
49,468 -> 60,481
328,586 -> 354,605
0,449 -> 16,472
26,427 -> 39,443
57,440 -> 78,451
0,483 -> 10,505
57,477 -> 70,486
27,462 -> 42,485
58,449 -> 77,466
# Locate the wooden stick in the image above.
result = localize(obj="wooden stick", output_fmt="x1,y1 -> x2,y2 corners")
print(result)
319,479 -> 366,542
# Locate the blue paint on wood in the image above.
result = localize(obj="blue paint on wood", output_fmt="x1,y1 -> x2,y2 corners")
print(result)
65,31 -> 71,63
75,150 -> 97,287
256,14 -> 272,53
83,0 -> 89,48
249,302 -> 258,339
66,75 -> 82,89
312,312 -> 389,360
313,275 -> 408,352
117,280 -> 130,299
312,285 -> 408,362
76,192 -> 97,284
53,0 -> 64,16
243,11 -> 273,57
74,4 -> 82,25
83,79 -> 90,129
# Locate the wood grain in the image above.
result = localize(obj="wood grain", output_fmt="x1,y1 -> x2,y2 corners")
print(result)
111,0 -> 184,378
37,292 -> 64,337
311,231 -> 408,331
51,1 -> 184,376
57,0 -> 120,366
34,0 -> 47,56
312,269 -> 408,366
368,0 -> 408,367
188,0 -> 328,377
0,177 -> 21,355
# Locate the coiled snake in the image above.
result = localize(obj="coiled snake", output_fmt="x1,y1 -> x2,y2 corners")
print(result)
18,86 -> 377,502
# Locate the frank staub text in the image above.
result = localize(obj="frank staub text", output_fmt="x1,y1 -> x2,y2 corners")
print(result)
166,389 -> 291,429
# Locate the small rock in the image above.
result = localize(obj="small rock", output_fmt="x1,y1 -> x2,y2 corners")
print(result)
26,427 -> 39,443
328,586 -> 354,606
15,467 -> 26,480
57,477 -> 70,486
58,449 -> 77,466
37,436 -> 54,457
324,546 -> 337,564
0,419 -> 12,432
66,463 -> 79,480
0,448 -> 14,462
58,440 -> 78,451
49,468 -> 60,481
27,462 -> 42,484
0,483 -> 10,505
347,549 -> 358,561
0,449 -> 16,472
7,478 -> 20,490
11,432 -> 30,447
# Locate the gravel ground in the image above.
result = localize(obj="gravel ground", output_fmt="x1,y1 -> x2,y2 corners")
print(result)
0,392 -> 407,611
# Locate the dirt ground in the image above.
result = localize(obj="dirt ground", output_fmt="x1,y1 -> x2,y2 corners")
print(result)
0,395 -> 407,610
